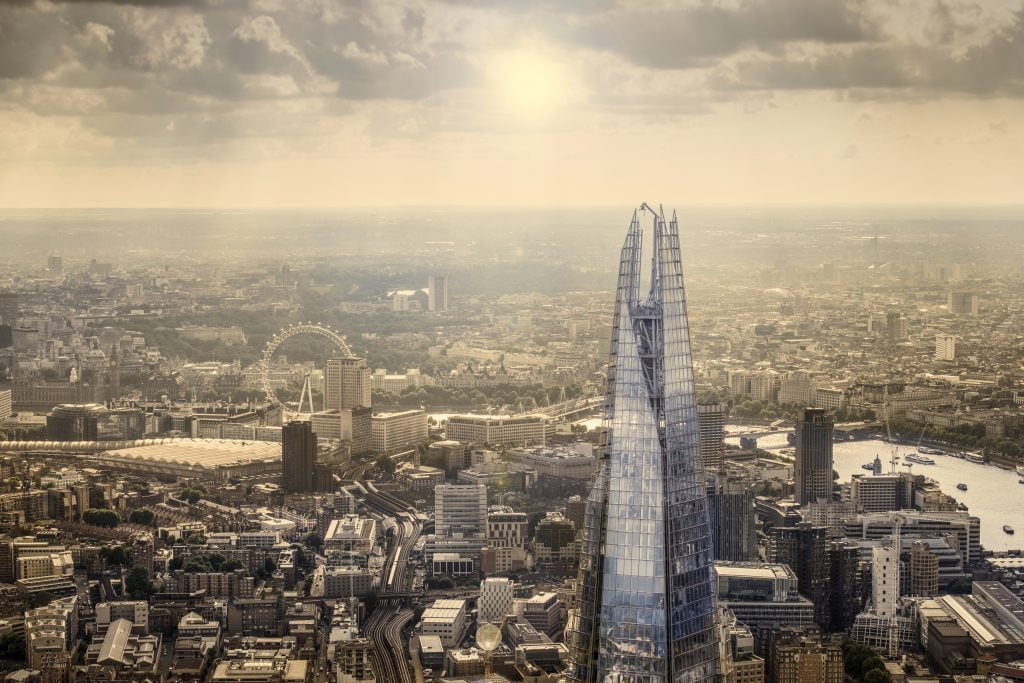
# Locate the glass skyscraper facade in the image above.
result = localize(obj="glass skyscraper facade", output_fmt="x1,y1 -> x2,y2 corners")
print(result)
569,206 -> 717,682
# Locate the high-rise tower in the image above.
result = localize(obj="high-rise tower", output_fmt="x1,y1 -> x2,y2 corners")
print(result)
427,274 -> 448,312
794,408 -> 834,505
324,357 -> 371,410
282,420 -> 316,493
107,345 -> 120,403
569,205 -> 717,682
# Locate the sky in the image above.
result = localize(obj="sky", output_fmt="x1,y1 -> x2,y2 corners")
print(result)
1,0 -> 1023,208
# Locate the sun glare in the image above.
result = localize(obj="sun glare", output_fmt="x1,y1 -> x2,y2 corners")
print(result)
488,48 -> 576,122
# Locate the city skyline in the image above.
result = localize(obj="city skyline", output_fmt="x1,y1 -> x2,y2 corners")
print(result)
3,1 -> 1024,681
1,0 -> 1024,207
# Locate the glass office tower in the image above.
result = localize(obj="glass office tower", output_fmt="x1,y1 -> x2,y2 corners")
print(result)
569,205 -> 717,682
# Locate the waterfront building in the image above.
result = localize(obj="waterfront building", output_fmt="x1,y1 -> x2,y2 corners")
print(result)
371,409 -> 427,454
793,408 -> 834,505
325,357 -> 371,411
446,413 -> 551,447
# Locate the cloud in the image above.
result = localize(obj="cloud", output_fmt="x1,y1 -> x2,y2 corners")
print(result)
568,0 -> 881,69
712,7 -> 1024,98
1,0 -> 1023,173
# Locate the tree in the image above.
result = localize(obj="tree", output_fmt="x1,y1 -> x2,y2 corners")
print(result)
864,669 -> 891,683
860,656 -> 886,678
264,557 -> 277,574
168,556 -> 184,571
0,632 -> 24,661
375,455 -> 396,476
125,567 -> 154,599
186,533 -> 206,545
221,559 -> 243,572
99,545 -> 131,566
302,532 -> 323,552
83,508 -> 120,528
183,556 -> 214,573
128,508 -> 155,526
207,553 -> 226,571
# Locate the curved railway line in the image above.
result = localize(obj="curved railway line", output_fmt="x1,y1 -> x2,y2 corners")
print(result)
359,485 -> 422,682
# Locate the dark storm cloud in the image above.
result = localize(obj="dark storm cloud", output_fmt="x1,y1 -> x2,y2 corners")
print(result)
569,0 -> 881,69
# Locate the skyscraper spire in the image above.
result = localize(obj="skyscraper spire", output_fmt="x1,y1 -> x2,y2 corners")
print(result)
568,205 -> 717,682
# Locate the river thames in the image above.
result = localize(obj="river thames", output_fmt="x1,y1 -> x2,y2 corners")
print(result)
726,434 -> 1024,553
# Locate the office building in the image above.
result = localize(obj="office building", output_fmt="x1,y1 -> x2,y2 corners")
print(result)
420,599 -> 467,647
371,409 -> 427,454
715,562 -> 816,650
793,408 -> 834,505
282,420 -> 315,493
435,484 -> 487,539
697,402 -> 727,471
324,515 -> 377,557
428,440 -> 471,475
826,540 -> 863,633
25,596 -> 77,683
325,357 -> 371,411
910,541 -> 939,597
935,334 -> 956,361
842,510 -> 981,566
0,292 -> 17,326
47,255 -> 62,275
850,473 -> 914,513
513,443 -> 597,480
427,274 -> 449,312
0,389 -> 10,421
885,310 -> 907,340
871,540 -> 899,619
45,403 -> 108,441
446,413 -> 551,447
517,592 -> 563,639
773,633 -> 843,683
533,513 -> 578,576
948,290 -> 979,315
707,472 -> 757,562
479,577 -> 514,623
767,523 -> 829,628
569,207 -> 717,681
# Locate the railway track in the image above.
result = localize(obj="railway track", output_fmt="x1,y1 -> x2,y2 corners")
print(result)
362,488 -> 422,682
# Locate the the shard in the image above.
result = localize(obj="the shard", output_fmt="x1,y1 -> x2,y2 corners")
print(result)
568,205 -> 717,682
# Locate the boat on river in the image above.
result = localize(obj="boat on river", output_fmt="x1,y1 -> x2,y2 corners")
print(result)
1005,525 -> 1015,535
905,453 -> 935,465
